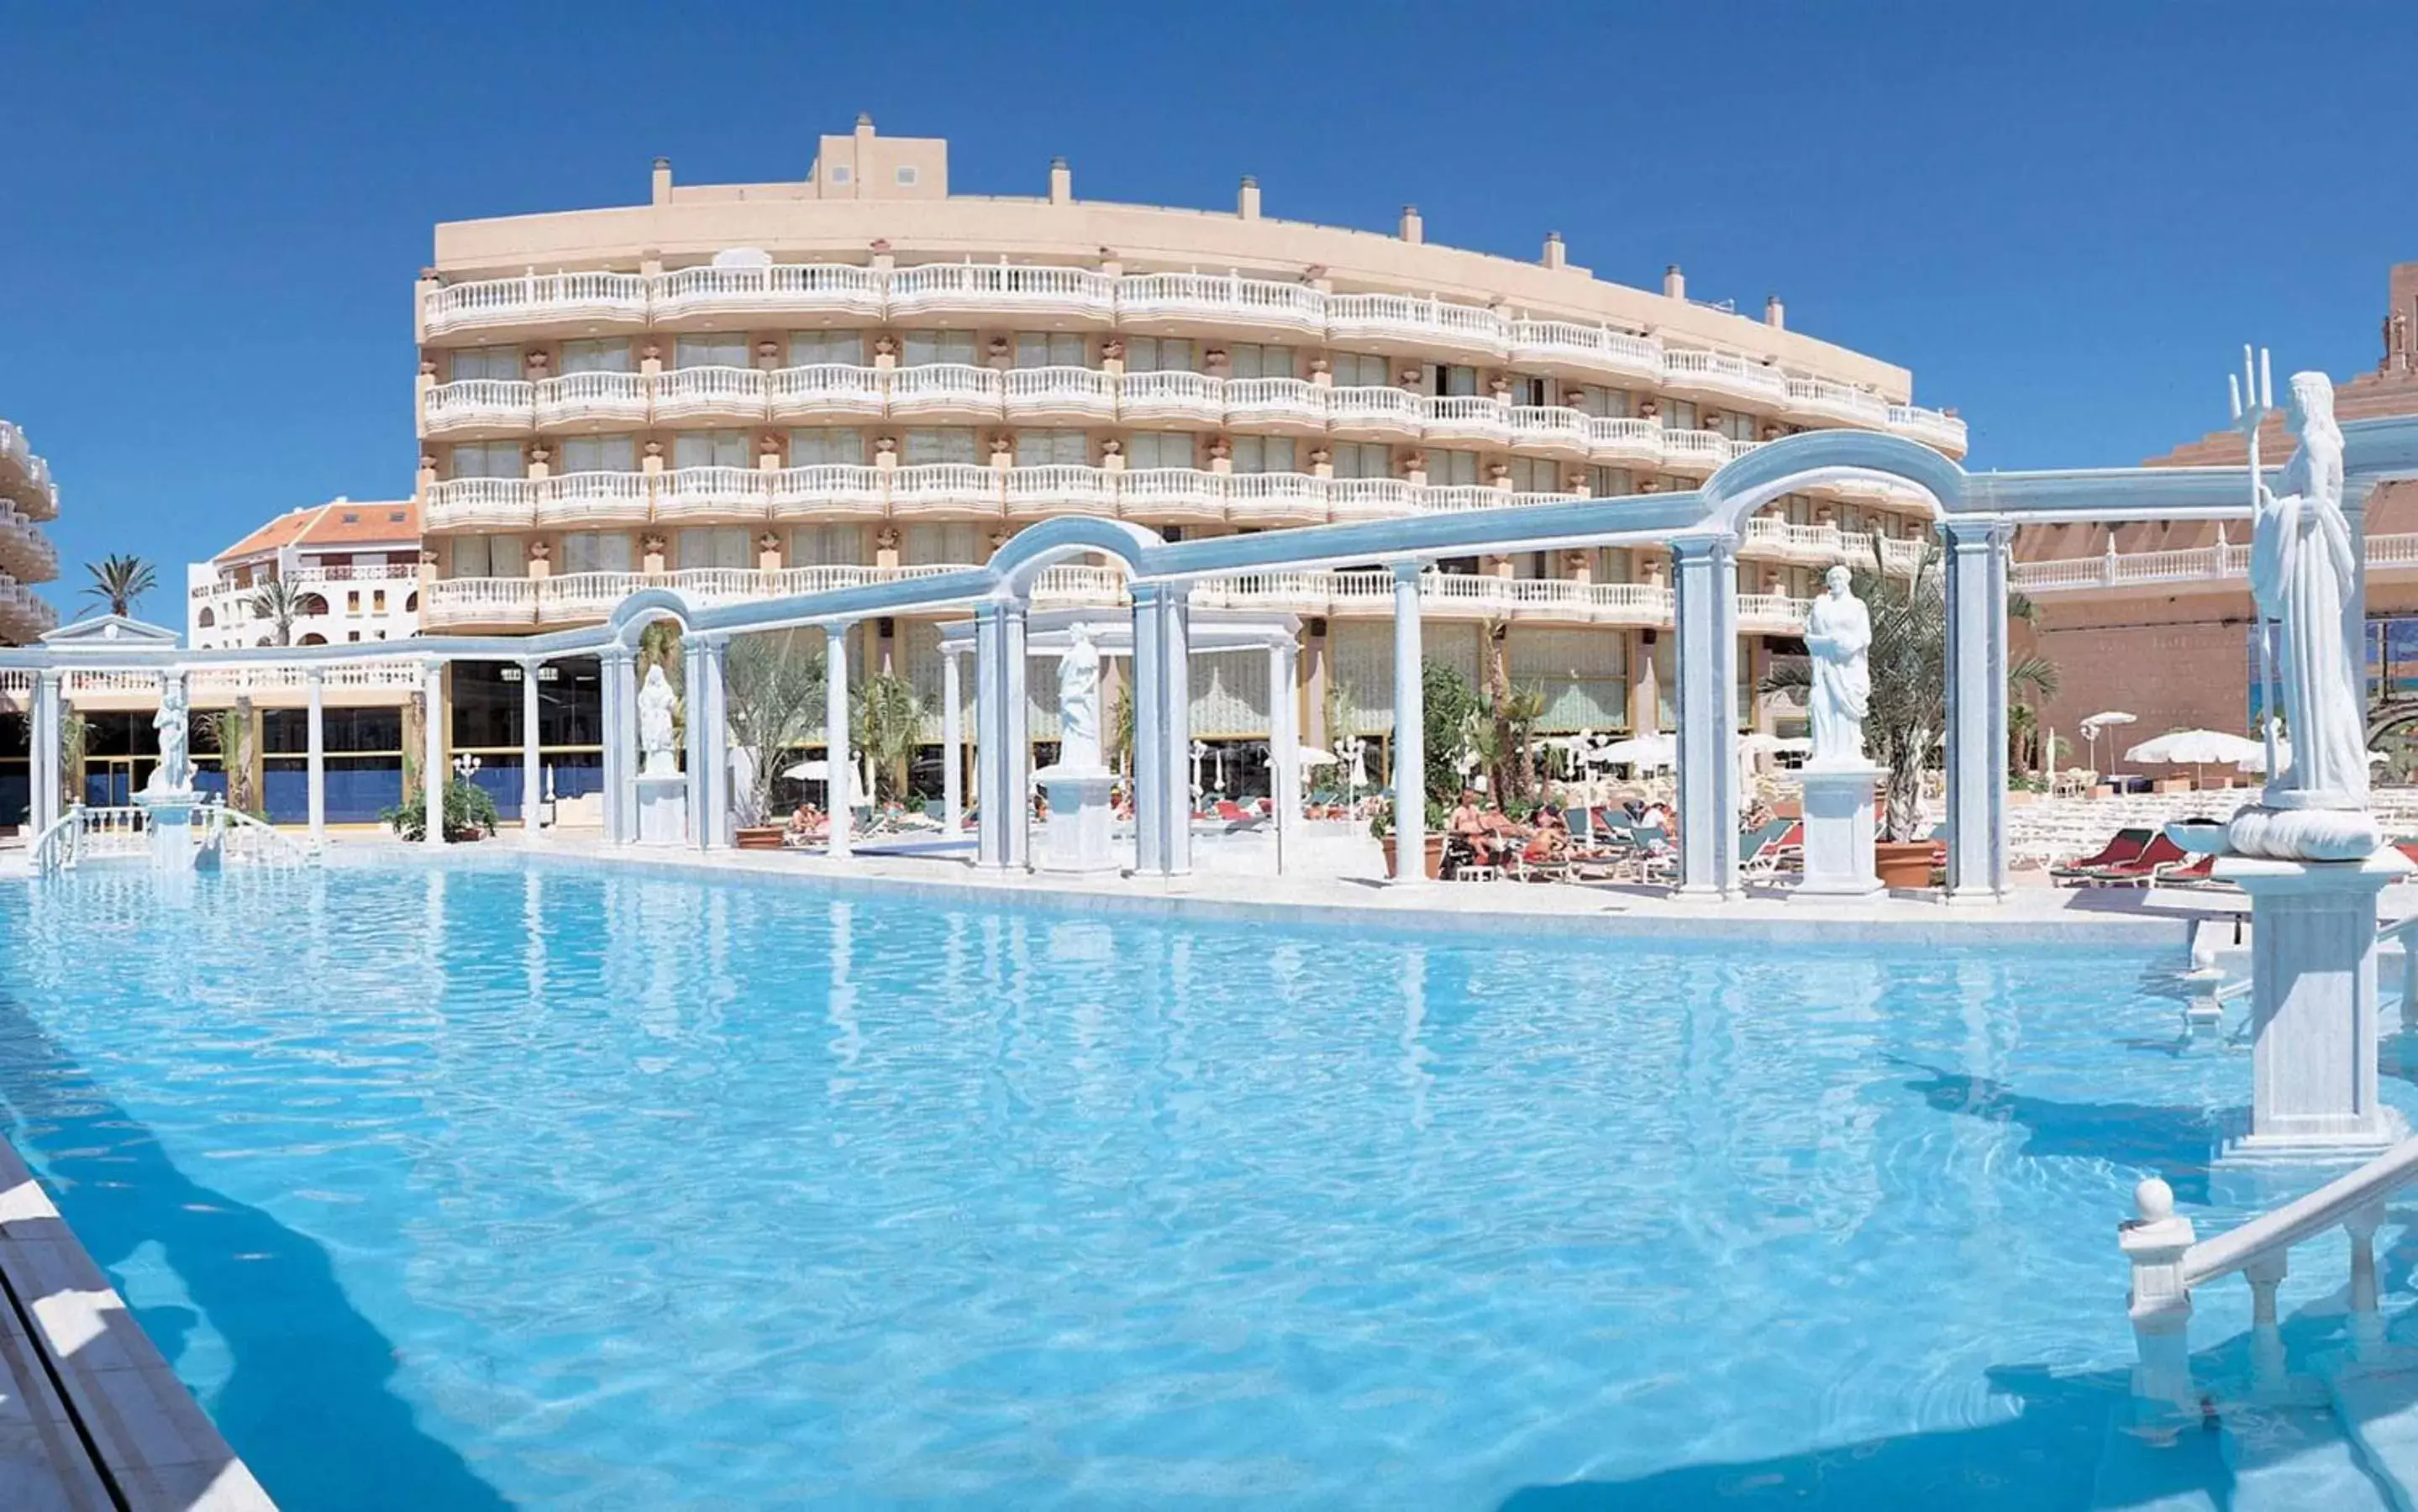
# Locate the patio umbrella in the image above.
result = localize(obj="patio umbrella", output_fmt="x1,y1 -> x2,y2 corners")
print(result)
1602,733 -> 1677,770
2081,711 -> 2137,784
780,759 -> 867,805
2124,729 -> 2263,788
1296,746 -> 1341,767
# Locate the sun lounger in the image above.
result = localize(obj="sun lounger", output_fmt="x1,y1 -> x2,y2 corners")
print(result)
2051,827 -> 2153,885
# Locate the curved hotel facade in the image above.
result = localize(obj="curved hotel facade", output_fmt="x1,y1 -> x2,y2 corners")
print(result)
0,420 -> 60,646
414,118 -> 1964,757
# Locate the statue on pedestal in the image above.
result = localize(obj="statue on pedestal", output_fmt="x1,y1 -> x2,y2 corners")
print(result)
1057,625 -> 1103,772
1802,564 -> 1872,768
148,675 -> 192,795
637,664 -> 679,780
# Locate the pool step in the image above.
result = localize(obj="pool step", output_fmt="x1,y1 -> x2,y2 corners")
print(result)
2321,1347 -> 2418,1512
2087,1385 -> 2402,1512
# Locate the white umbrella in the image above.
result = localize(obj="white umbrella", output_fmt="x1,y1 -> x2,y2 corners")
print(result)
1296,746 -> 1341,768
1603,733 -> 1677,770
780,759 -> 867,805
2126,728 -> 2263,788
2081,711 -> 2137,785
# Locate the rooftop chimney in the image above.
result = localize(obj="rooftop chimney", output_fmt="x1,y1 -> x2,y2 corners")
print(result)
1663,264 -> 1685,300
1238,175 -> 1260,221
1049,155 -> 1072,205
1399,205 -> 1423,244
650,156 -> 672,207
1543,231 -> 1566,270
1764,293 -> 1785,330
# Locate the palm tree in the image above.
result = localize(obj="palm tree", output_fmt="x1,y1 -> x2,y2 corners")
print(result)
1762,541 -> 2057,842
81,555 -> 155,619
849,672 -> 927,804
722,630 -> 825,827
247,578 -> 309,647
207,699 -> 257,813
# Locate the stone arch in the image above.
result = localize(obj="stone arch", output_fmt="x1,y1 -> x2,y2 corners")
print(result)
1698,428 -> 1968,538
984,517 -> 1164,600
604,587 -> 696,648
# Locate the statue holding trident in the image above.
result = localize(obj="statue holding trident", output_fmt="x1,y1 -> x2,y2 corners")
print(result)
2226,349 -> 2380,860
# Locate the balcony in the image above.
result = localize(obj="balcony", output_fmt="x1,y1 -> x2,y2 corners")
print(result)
1222,377 -> 1324,435
1325,292 -> 1508,361
1032,564 -> 1128,609
1507,405 -> 1591,461
1660,349 -> 1789,410
1587,417 -> 1664,470
769,364 -> 886,423
1416,485 -> 1504,515
1004,465 -> 1117,519
0,508 -> 59,585
1326,477 -> 1415,522
770,465 -> 886,521
1004,366 -> 1117,426
651,366 -> 769,426
1507,321 -> 1664,386
1657,428 -> 1731,475
423,477 -> 536,532
886,262 -> 1115,326
1324,386 -> 1422,443
1738,593 -> 1811,634
424,576 -> 538,628
0,426 -> 56,521
1781,377 -> 1890,429
422,380 -> 534,439
1223,471 -> 1326,527
889,463 -> 1002,518
534,470 -> 652,528
1117,369 -> 1223,429
1890,404 -> 1969,458
423,271 -> 648,340
655,465 -> 769,522
1421,395 -> 1511,449
887,364 -> 1003,420
651,262 -> 883,328
1115,272 -> 1327,341
533,370 -> 649,432
1117,466 -> 1225,525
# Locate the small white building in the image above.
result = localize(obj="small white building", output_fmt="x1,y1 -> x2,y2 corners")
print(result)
187,497 -> 422,648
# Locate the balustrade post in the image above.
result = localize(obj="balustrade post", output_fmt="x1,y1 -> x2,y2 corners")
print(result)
2120,1178 -> 2198,1414
520,659 -> 542,835
2244,1251 -> 2289,1399
2348,1203 -> 2387,1357
306,669 -> 326,851
825,622 -> 853,861
941,648 -> 965,842
1389,562 -> 1427,885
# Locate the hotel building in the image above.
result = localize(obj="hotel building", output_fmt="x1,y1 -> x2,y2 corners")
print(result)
413,118 -> 1965,773
2011,259 -> 2418,769
187,497 -> 423,650
0,421 -> 60,646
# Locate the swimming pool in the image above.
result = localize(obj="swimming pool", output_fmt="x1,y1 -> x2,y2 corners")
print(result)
0,859 -> 2390,1509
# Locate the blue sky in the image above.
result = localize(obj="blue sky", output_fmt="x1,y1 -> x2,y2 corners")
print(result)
4,2 -> 2415,615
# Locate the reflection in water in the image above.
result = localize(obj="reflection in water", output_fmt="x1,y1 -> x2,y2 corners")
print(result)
1399,944 -> 1431,1130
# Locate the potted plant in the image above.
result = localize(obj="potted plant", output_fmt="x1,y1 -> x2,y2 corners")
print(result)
1369,795 -> 1451,879
1764,540 -> 2057,890
724,630 -> 827,846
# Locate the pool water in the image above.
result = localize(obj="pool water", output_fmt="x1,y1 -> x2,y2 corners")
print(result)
0,860 -> 2394,1509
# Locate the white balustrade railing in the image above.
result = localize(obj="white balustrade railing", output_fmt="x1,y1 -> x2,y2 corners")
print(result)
1005,465 -> 1115,512
1508,405 -> 1590,452
652,261 -> 884,322
424,477 -> 537,529
1508,321 -> 1664,379
203,805 -> 317,869
768,363 -> 886,417
423,270 -> 648,334
1663,349 -> 1790,403
1004,365 -> 1117,416
650,365 -> 768,420
423,379 -> 534,430
654,466 -> 770,520
770,464 -> 885,515
886,363 -> 1004,413
1117,369 -> 1223,422
534,470 -> 652,525
1222,377 -> 1324,428
1115,272 -> 1327,333
532,370 -> 649,428
1419,395 -> 1511,443
1324,385 -> 1422,431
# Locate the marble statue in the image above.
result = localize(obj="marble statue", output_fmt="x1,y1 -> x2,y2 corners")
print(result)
1801,564 -> 1872,768
2230,370 -> 2379,860
1058,625 -> 1103,772
637,664 -> 679,779
148,675 -> 191,794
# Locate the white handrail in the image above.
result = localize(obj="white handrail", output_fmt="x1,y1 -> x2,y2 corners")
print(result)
2181,1139 -> 2416,1290
29,804 -> 81,875
207,803 -> 317,868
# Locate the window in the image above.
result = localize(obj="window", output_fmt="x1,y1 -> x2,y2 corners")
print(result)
901,522 -> 985,565
1508,457 -> 1562,492
1228,435 -> 1296,474
559,433 -> 636,473
829,164 -> 852,185
1569,386 -> 1627,418
450,441 -> 524,479
1124,432 -> 1196,470
1661,398 -> 1700,430
345,590 -> 360,614
901,329 -> 977,366
676,526 -> 754,570
1516,376 -> 1551,407
1124,337 -> 1197,373
901,428 -> 979,465
1227,343 -> 1296,380
1427,449 -> 1480,486
788,330 -> 865,367
1329,442 -> 1391,479
449,533 -> 526,578
371,589 -> 386,613
673,429 -> 750,470
560,339 -> 632,375
790,524 -> 865,566
675,333 -> 751,369
1014,430 -> 1089,466
896,165 -> 918,186
1329,351 -> 1390,387
1422,363 -> 1480,396
1588,466 -> 1634,496
1014,333 -> 1086,368
560,532 -> 635,575
788,428 -> 864,466
450,346 -> 521,382
1597,548 -> 1632,584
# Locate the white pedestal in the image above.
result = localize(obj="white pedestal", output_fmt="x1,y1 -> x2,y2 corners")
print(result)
1792,763 -> 1884,899
1033,764 -> 1117,874
634,774 -> 687,847
136,791 -> 200,874
2215,848 -> 2414,1163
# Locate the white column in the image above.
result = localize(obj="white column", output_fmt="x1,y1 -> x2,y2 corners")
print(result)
1131,587 -> 1166,875
941,647 -> 965,840
30,670 -> 59,835
1671,537 -> 1740,899
1151,586 -> 1188,876
602,648 -> 636,844
686,634 -> 728,851
421,659 -> 446,847
306,668 -> 326,849
1944,518 -> 2012,904
1390,562 -> 1426,883
974,603 -> 1011,869
520,658 -> 542,835
825,622 -> 852,860
1267,638 -> 1298,875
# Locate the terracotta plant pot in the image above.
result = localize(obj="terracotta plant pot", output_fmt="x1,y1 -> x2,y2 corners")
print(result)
1380,834 -> 1448,880
734,827 -> 785,850
1874,841 -> 1935,890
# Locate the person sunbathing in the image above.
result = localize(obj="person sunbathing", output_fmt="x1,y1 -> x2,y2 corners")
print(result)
1449,790 -> 1498,864
783,804 -> 823,846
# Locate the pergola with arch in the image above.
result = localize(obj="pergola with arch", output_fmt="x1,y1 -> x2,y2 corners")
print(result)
9,416 -> 2414,899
